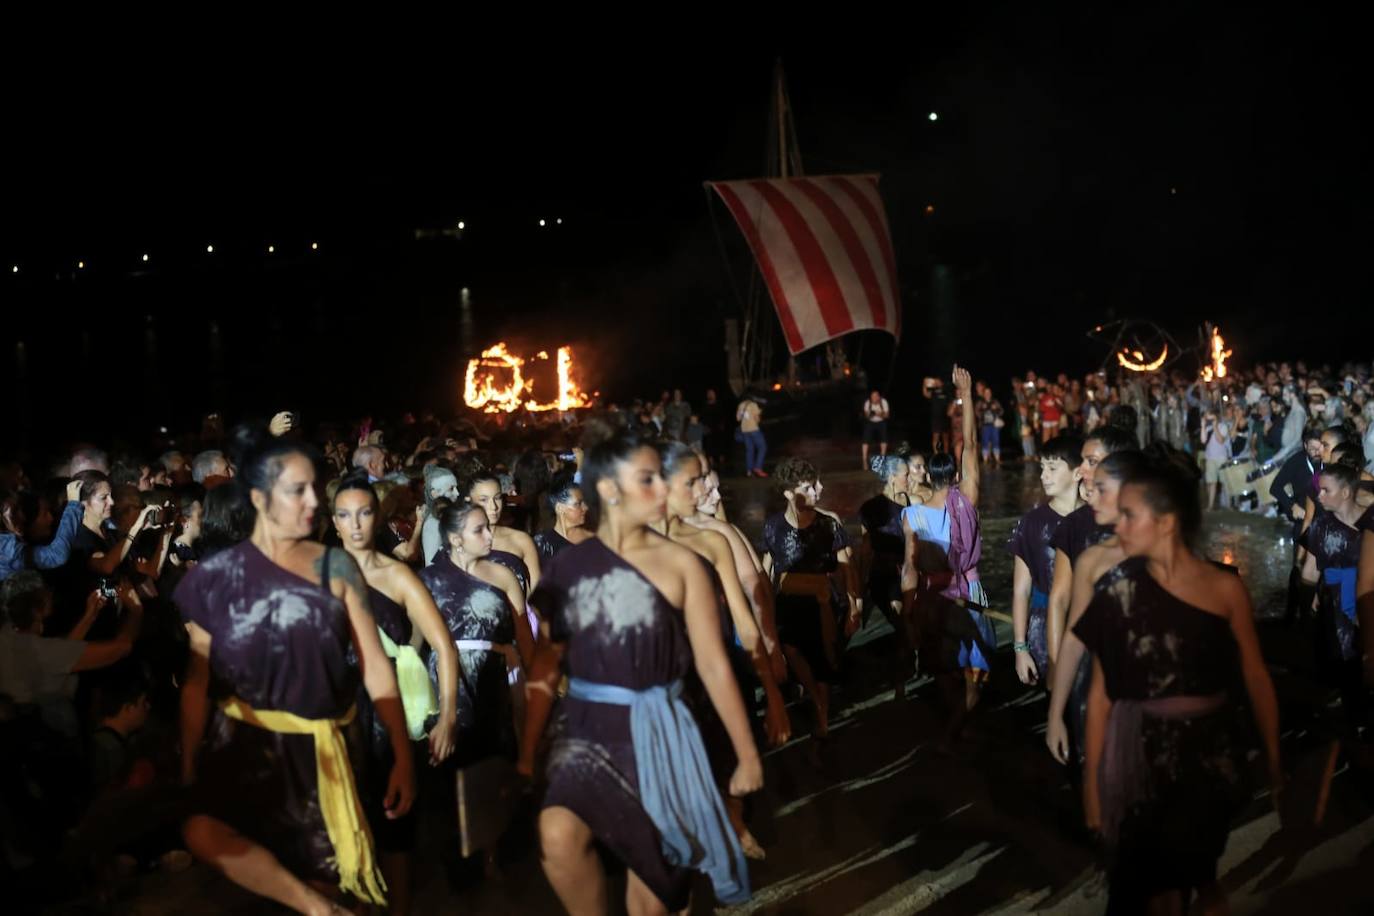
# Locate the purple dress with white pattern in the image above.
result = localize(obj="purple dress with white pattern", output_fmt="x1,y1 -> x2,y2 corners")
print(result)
173,541 -> 359,884
531,538 -> 698,911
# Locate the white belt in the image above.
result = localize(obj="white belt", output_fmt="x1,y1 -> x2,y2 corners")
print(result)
455,639 -> 521,685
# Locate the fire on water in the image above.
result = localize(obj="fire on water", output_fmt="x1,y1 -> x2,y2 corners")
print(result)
463,342 -> 593,414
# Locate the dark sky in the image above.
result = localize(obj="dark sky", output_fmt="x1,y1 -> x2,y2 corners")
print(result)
4,11 -> 1368,440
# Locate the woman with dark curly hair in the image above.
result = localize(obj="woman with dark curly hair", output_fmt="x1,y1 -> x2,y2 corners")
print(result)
761,456 -> 858,744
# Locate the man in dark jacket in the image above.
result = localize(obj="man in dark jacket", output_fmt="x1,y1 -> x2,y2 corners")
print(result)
1271,425 -> 1324,624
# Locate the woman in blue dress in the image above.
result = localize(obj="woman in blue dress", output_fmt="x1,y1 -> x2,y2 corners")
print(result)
519,430 -> 762,915
901,365 -> 993,748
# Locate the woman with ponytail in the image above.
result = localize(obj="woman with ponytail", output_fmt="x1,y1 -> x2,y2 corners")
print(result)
463,469 -> 540,593
418,498 -> 533,881
532,470 -> 593,562
331,471 -> 459,914
655,440 -> 789,859
175,425 -> 412,913
519,428 -> 761,913
1076,445 -> 1280,913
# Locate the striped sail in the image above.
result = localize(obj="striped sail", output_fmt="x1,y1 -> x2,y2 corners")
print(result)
710,174 -> 901,355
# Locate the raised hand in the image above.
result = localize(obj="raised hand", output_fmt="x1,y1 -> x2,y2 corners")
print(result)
952,364 -> 973,395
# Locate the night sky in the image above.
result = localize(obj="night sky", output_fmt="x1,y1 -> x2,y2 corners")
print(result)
4,12 -> 1367,444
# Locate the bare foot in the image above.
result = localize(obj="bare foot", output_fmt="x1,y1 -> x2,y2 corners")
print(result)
739,831 -> 767,860
302,889 -> 353,916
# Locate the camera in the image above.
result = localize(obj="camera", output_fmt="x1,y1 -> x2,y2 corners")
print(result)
97,578 -> 118,600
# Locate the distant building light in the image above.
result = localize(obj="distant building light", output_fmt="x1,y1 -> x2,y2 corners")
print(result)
458,221 -> 466,230
77,261 -> 85,269
556,218 -> 563,225
310,242 -> 319,251
928,112 -> 938,121
10,265 -> 16,274
267,245 -> 275,254
539,219 -> 546,227
142,253 -> 149,262
924,204 -> 935,215
206,244 -> 214,253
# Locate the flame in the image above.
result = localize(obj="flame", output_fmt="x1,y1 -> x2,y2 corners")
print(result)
1200,327 -> 1232,382
1117,343 -> 1168,372
464,343 -> 591,414
464,342 -> 527,413
524,346 -> 592,412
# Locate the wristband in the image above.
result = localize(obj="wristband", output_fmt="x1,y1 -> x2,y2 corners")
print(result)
1013,642 -> 1030,653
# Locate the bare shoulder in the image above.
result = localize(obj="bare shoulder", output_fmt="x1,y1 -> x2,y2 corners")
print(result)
376,553 -> 421,592
688,524 -> 731,562
502,526 -> 536,551
1204,562 -> 1251,613
645,528 -> 707,578
1079,542 -> 1121,582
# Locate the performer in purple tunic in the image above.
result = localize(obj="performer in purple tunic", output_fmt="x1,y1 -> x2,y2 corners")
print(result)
176,427 -> 413,914
519,430 -> 762,915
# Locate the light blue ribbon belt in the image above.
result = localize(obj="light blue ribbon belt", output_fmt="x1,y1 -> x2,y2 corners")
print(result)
567,677 -> 750,904
1324,567 -> 1357,620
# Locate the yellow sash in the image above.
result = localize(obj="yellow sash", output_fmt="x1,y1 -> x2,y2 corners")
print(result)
375,627 -> 438,741
220,697 -> 386,905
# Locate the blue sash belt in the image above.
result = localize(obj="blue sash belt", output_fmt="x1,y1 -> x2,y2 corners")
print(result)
567,677 -> 750,904
1029,587 -> 1049,613
1324,567 -> 1358,620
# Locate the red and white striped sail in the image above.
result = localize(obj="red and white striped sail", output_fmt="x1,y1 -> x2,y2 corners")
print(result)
710,174 -> 901,355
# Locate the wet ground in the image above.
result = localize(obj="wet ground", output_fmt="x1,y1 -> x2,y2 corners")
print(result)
47,439 -> 1374,915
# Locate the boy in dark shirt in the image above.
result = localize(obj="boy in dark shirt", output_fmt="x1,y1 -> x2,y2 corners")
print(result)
1007,435 -> 1083,686
1045,425 -> 1140,673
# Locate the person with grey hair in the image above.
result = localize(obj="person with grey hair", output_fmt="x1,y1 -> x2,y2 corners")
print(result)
352,445 -> 386,483
190,450 -> 232,486
69,447 -> 109,477
420,465 -> 459,566
159,450 -> 188,477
